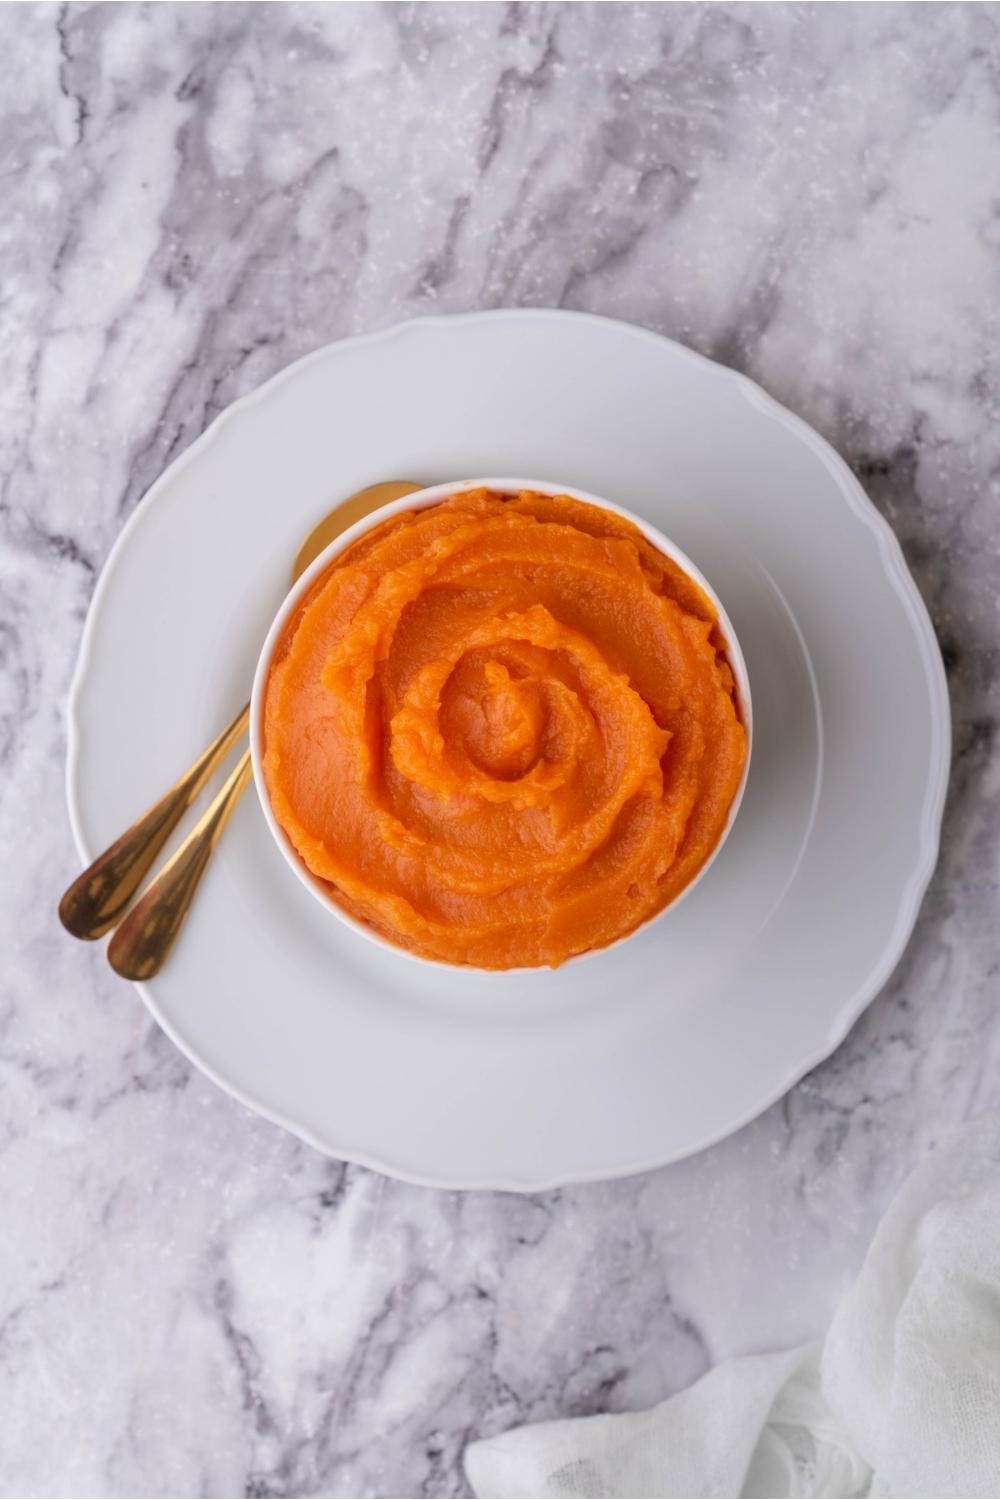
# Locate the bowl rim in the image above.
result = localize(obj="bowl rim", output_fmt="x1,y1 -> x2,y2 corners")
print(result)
249,476 -> 754,972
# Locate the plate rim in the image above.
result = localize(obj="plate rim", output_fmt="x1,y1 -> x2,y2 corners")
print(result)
65,308 -> 951,1190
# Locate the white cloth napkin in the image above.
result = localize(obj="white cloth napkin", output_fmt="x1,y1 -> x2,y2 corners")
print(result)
466,1114 -> 1000,1499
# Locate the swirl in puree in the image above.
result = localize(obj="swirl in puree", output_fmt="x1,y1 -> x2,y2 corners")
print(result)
262,488 -> 747,968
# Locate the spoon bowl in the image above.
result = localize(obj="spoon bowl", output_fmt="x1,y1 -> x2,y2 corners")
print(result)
59,480 -> 421,973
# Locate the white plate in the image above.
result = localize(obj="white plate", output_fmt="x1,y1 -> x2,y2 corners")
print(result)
67,311 -> 949,1190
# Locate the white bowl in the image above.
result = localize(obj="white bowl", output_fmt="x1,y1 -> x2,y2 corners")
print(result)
249,477 -> 753,970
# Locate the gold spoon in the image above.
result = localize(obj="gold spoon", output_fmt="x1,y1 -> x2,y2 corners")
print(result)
59,480 -> 421,970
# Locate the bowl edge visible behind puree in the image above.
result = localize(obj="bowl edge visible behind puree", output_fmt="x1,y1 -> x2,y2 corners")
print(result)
262,488 -> 747,969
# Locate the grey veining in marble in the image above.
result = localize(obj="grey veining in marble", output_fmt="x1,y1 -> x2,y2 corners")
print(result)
2,2 -> 999,1495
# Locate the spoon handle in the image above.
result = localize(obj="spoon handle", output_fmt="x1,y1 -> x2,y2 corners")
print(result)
107,749 -> 254,981
58,702 -> 250,940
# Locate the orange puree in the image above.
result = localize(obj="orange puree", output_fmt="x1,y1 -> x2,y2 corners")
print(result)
262,489 -> 746,969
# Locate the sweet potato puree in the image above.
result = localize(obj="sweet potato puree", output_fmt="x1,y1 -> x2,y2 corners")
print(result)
262,488 -> 746,969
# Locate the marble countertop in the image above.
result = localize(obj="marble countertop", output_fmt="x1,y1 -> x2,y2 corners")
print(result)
3,3 -> 998,1495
